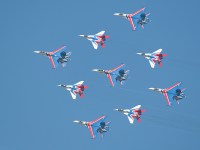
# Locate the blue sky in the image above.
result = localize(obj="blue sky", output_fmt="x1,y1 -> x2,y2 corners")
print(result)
1,0 -> 200,150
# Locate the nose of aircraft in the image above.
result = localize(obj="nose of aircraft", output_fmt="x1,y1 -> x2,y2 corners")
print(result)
92,69 -> 105,74
136,53 -> 143,55
92,69 -> 99,72
148,88 -> 156,90
57,84 -> 62,87
113,13 -> 125,16
73,120 -> 80,124
34,51 -> 41,54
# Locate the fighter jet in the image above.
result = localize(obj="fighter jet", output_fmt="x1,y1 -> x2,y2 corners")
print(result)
113,7 -> 150,30
79,31 -> 109,49
114,105 -> 145,124
73,115 -> 110,139
57,81 -> 88,100
34,45 -> 71,68
149,82 -> 186,106
137,49 -> 167,68
92,64 -> 129,87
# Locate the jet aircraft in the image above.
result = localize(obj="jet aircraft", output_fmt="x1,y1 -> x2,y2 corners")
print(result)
73,115 -> 110,139
58,81 -> 88,100
115,105 -> 145,124
34,45 -> 71,68
113,7 -> 150,30
149,82 -> 186,106
137,49 -> 167,68
79,31 -> 109,49
92,64 -> 129,87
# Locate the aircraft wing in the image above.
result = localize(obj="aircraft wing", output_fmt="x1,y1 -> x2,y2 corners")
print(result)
49,46 -> 67,68
88,125 -> 96,139
91,115 -> 106,125
106,74 -> 115,87
95,31 -> 105,36
91,41 -> 98,49
74,81 -> 84,86
163,92 -> 171,106
106,64 -> 125,86
164,82 -> 182,105
127,114 -> 134,124
109,64 -> 125,73
87,115 -> 106,139
149,59 -> 155,68
166,82 -> 181,92
52,45 -> 67,55
129,7 -> 146,30
128,17 -> 138,30
70,90 -> 77,99
152,49 -> 162,55
48,56 -> 57,69
132,105 -> 141,110
130,7 -> 146,17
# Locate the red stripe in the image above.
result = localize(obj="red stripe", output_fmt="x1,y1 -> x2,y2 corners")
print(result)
109,64 -> 124,73
130,7 -> 145,17
91,115 -> 105,124
88,125 -> 95,139
163,92 -> 171,106
48,56 -> 56,68
107,74 -> 114,87
128,17 -> 136,30
166,82 -> 181,91
52,45 -> 66,54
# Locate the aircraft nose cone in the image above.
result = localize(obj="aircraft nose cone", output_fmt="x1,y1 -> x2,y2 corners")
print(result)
92,69 -> 99,72
114,109 -> 119,111
73,120 -> 80,123
78,35 -> 85,37
57,84 -> 62,87
148,88 -> 155,90
34,51 -> 40,54
137,53 -> 142,55
113,13 -> 121,16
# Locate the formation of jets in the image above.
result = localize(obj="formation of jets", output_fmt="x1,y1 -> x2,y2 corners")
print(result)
33,7 -> 187,139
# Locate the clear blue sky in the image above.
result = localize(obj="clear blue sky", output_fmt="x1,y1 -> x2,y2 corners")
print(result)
1,0 -> 200,150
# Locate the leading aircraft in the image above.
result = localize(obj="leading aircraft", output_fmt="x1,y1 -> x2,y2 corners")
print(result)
57,81 -> 88,100
73,115 -> 110,139
114,105 -> 145,124
137,49 -> 167,68
113,7 -> 150,30
79,31 -> 109,49
149,82 -> 186,106
92,64 -> 129,87
34,45 -> 71,69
